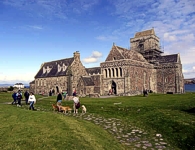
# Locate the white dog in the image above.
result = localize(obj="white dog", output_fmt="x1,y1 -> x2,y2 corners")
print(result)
81,105 -> 87,114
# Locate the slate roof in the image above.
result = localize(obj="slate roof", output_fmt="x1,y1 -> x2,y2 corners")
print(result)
14,83 -> 24,85
81,76 -> 95,86
29,80 -> 35,84
115,46 -> 147,62
86,67 -> 101,75
157,54 -> 178,63
35,57 -> 74,78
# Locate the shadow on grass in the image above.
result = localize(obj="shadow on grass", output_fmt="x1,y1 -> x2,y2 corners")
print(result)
182,107 -> 195,115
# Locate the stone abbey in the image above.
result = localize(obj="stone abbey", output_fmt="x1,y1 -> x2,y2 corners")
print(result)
30,29 -> 184,96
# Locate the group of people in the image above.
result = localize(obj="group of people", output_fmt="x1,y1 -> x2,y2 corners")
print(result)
56,91 -> 80,113
12,90 -> 36,110
12,89 -> 80,112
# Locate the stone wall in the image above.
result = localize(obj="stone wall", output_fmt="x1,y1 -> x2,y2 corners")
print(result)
29,83 -> 35,93
105,45 -> 124,61
35,76 -> 68,95
101,58 -> 155,95
155,63 -> 184,93
70,54 -> 88,91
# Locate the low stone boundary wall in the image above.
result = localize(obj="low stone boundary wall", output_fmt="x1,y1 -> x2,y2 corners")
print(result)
65,96 -> 74,100
89,93 -> 100,98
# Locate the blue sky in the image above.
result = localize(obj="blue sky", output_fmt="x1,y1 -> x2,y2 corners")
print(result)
0,0 -> 195,84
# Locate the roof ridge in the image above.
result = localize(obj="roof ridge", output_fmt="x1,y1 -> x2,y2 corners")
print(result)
114,45 -> 125,58
44,57 -> 74,64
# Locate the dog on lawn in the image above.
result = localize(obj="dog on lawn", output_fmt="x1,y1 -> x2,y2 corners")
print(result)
60,106 -> 72,114
81,105 -> 87,114
52,104 -> 59,111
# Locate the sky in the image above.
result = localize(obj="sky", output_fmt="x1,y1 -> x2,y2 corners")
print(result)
0,0 -> 195,85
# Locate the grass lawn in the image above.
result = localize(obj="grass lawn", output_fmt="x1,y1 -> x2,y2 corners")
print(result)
0,92 -> 195,150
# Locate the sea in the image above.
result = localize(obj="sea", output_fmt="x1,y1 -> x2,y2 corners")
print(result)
185,84 -> 195,92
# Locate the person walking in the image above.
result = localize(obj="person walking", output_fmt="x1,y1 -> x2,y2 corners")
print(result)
73,96 -> 80,114
16,90 -> 23,106
11,91 -> 17,105
24,90 -> 30,105
56,92 -> 62,111
62,91 -> 67,100
28,92 -> 36,110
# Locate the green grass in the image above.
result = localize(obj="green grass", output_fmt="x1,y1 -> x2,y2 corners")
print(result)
0,92 -> 195,150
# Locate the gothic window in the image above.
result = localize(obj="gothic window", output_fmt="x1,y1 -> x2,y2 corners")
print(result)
37,80 -> 39,86
116,68 -> 118,77
119,68 -> 122,77
44,79 -> 46,86
105,69 -> 107,78
108,68 -> 111,78
112,68 -> 115,77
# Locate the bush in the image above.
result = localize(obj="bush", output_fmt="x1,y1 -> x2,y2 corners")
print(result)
7,86 -> 14,91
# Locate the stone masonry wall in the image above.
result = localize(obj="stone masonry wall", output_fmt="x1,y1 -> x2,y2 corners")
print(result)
105,46 -> 124,61
101,58 -> 154,95
35,76 -> 68,95
70,57 -> 88,91
156,65 -> 177,93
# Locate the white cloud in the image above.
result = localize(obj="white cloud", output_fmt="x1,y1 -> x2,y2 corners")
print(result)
96,35 -> 118,41
164,33 -> 177,41
83,57 -> 97,63
0,72 -> 35,84
92,51 -> 102,58
82,51 -> 103,63
28,25 -> 43,30
183,65 -> 195,78
2,0 -> 100,20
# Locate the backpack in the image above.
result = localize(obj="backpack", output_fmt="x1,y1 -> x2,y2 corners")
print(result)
75,102 -> 80,109
17,93 -> 22,99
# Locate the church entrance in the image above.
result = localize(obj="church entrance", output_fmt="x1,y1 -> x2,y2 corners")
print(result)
56,86 -> 59,93
111,80 -> 117,94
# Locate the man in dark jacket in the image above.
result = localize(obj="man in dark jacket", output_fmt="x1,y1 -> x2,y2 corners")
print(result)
16,90 -> 23,106
24,90 -> 30,105
11,91 -> 17,105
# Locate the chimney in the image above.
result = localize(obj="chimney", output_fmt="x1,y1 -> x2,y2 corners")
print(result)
73,51 -> 80,61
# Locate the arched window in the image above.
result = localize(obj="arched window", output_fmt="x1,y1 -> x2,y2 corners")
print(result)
119,68 -> 122,77
112,68 -> 115,77
116,68 -> 118,77
108,68 -> 111,78
44,79 -> 46,86
104,69 -> 107,78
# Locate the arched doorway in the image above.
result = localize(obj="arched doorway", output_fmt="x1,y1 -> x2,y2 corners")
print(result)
111,80 -> 117,94
56,86 -> 59,93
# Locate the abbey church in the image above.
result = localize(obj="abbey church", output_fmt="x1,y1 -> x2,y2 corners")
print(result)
30,29 -> 184,96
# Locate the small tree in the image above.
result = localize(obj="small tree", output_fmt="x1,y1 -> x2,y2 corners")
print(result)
7,86 -> 14,91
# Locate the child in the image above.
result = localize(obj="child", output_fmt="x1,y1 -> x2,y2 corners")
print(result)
28,92 -> 36,110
